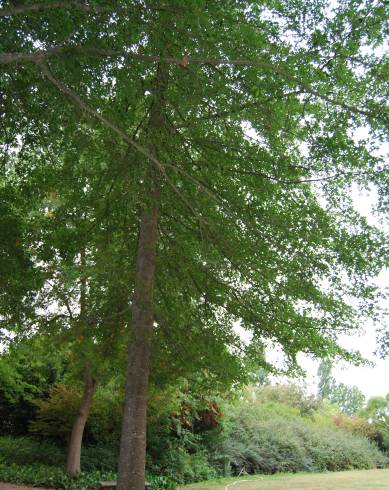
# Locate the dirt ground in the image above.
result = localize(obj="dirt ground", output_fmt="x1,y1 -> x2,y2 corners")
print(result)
0,484 -> 50,490
182,469 -> 389,490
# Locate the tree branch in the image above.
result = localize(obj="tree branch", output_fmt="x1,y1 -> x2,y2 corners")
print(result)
0,1 -> 103,17
1,46 -> 377,119
0,1 -> 184,17
0,46 -> 119,65
38,61 -> 165,173
39,61 -> 202,220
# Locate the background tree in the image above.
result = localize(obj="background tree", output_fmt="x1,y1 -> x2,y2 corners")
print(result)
318,360 -> 335,401
317,360 -> 365,415
1,138 -> 136,475
359,394 -> 389,451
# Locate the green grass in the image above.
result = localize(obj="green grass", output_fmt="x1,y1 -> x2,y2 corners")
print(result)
181,469 -> 389,489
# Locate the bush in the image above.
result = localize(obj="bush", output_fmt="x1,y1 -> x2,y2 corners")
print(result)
149,446 -> 217,484
0,435 -> 120,473
213,401 -> 387,475
146,385 -> 222,484
0,435 -> 65,467
253,384 -> 320,417
0,336 -> 69,436
0,437 -> 176,489
81,444 -> 118,472
29,384 -> 121,445
0,461 -> 176,490
334,414 -> 380,442
29,385 -> 83,441
0,462 -> 115,490
296,422 -> 383,472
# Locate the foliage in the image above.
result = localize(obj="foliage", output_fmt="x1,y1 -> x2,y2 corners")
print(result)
317,360 -> 365,415
0,435 -> 120,473
311,399 -> 340,428
146,382 -> 224,484
80,444 -> 118,473
318,360 -> 334,401
1,0 -> 388,386
1,381 -> 388,485
0,436 -> 64,467
214,400 -> 387,475
29,385 -> 79,440
149,447 -> 217,485
1,1 -> 388,484
330,384 -> 366,416
252,384 -> 320,416
333,414 -> 380,442
29,384 -> 122,444
0,184 -> 41,323
0,460 -> 176,490
146,382 -> 388,483
359,394 -> 389,451
0,336 -> 67,435
0,461 -> 116,490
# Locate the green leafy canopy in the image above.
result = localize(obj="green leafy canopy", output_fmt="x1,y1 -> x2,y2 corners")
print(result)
0,0 -> 388,381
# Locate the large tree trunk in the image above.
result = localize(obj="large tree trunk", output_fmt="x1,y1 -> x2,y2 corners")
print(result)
117,206 -> 159,489
66,366 -> 96,475
117,63 -> 167,490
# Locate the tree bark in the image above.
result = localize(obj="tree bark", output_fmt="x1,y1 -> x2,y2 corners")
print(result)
117,205 -> 159,490
117,63 -> 167,490
66,366 -> 96,475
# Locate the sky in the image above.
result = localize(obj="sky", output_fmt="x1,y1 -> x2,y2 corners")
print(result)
319,188 -> 388,400
271,187 -> 388,400
241,119 -> 388,400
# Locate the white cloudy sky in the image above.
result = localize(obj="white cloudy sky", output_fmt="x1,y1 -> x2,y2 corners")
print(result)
280,187 -> 388,399
316,188 -> 388,399
241,122 -> 388,400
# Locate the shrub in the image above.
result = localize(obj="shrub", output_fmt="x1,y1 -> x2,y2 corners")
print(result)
0,435 -> 120,473
213,400 -> 387,475
29,384 -> 121,445
146,385 -> 222,484
0,461 -> 176,490
148,446 -> 216,484
253,384 -> 320,417
81,444 -> 118,472
334,414 -> 380,441
0,435 -> 65,467
0,462 -> 116,490
29,385 -> 82,441
0,336 -> 68,436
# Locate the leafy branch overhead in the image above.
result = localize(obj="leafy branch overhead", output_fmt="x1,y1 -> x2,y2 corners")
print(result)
0,47 -> 384,122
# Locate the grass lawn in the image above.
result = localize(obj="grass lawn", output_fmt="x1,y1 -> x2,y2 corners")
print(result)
181,469 -> 389,489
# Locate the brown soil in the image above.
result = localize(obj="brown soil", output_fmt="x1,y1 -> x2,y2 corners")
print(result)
0,483 -> 51,490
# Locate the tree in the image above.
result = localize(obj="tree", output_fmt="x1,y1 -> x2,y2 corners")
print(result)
256,383 -> 320,416
318,360 -> 335,401
331,383 -> 366,416
1,133 -> 135,474
0,182 -> 42,328
1,1 -> 388,488
0,335 -> 67,435
317,360 -> 365,415
359,394 -> 389,450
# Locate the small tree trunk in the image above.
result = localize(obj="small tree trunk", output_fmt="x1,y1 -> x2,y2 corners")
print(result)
66,367 -> 96,475
117,205 -> 158,490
